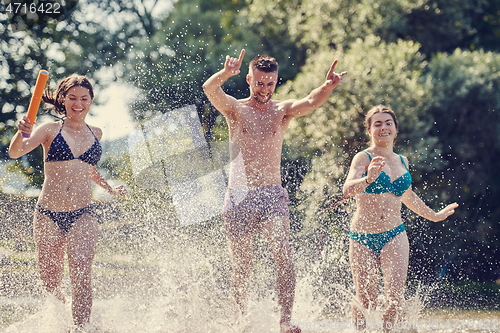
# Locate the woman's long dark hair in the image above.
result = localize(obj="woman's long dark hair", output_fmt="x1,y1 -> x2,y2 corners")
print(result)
42,75 -> 94,116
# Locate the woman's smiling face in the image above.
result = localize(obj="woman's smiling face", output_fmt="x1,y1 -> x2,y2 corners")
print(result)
368,112 -> 398,145
64,85 -> 93,119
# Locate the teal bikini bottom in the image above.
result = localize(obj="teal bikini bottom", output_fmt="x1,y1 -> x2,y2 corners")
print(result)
349,223 -> 406,255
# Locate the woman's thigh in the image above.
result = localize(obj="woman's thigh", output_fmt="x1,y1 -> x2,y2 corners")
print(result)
379,232 -> 409,296
349,239 -> 380,299
66,213 -> 98,269
33,211 -> 66,263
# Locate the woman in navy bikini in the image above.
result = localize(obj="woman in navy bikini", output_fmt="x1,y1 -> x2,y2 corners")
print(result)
343,105 -> 458,331
9,75 -> 126,329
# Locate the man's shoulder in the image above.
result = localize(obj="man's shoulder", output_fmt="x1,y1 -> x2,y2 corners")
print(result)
275,98 -> 296,110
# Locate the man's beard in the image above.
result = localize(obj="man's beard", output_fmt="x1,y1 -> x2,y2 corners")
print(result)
253,93 -> 272,104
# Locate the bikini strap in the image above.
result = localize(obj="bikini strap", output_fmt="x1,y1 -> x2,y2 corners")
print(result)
86,124 -> 98,140
58,119 -> 65,133
362,150 -> 372,161
398,154 -> 410,171
59,120 -> 98,141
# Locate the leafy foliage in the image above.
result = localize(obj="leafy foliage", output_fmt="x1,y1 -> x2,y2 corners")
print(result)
415,49 -> 500,280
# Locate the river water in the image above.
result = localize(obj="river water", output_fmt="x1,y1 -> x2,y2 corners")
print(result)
0,209 -> 498,333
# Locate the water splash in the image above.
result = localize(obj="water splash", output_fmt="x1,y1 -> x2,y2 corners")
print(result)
1,210 -> 498,332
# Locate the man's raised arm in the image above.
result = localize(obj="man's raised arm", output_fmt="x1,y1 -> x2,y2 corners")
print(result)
284,59 -> 347,118
202,49 -> 246,115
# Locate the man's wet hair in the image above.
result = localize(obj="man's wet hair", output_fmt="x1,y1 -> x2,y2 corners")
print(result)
250,55 -> 278,73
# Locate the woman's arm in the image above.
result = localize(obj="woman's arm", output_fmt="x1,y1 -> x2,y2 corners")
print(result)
91,167 -> 127,197
9,116 -> 50,158
402,188 -> 458,222
342,152 -> 385,198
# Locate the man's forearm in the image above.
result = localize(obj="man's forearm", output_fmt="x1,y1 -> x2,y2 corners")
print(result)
307,81 -> 337,108
202,69 -> 233,95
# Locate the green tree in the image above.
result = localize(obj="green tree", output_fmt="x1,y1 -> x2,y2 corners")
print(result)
416,49 -> 500,281
405,0 -> 500,55
279,0 -> 500,56
273,0 -> 426,52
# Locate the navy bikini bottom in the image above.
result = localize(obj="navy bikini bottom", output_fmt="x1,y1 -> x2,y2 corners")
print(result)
36,204 -> 95,233
348,223 -> 406,255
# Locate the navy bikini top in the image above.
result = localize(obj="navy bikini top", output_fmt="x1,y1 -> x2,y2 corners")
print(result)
362,151 -> 412,197
45,121 -> 102,166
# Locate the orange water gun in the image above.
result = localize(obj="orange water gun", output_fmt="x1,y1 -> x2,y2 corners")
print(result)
23,69 -> 49,138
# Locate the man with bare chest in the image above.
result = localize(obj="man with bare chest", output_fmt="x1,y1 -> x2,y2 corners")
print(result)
203,49 -> 346,333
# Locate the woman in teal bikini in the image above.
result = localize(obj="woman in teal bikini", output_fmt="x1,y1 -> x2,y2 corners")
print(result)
9,75 -> 127,330
343,105 -> 458,331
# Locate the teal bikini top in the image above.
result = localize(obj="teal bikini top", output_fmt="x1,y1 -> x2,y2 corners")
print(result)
362,151 -> 412,197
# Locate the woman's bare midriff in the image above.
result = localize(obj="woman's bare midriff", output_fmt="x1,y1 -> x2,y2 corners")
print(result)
350,192 -> 404,234
37,160 -> 94,211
